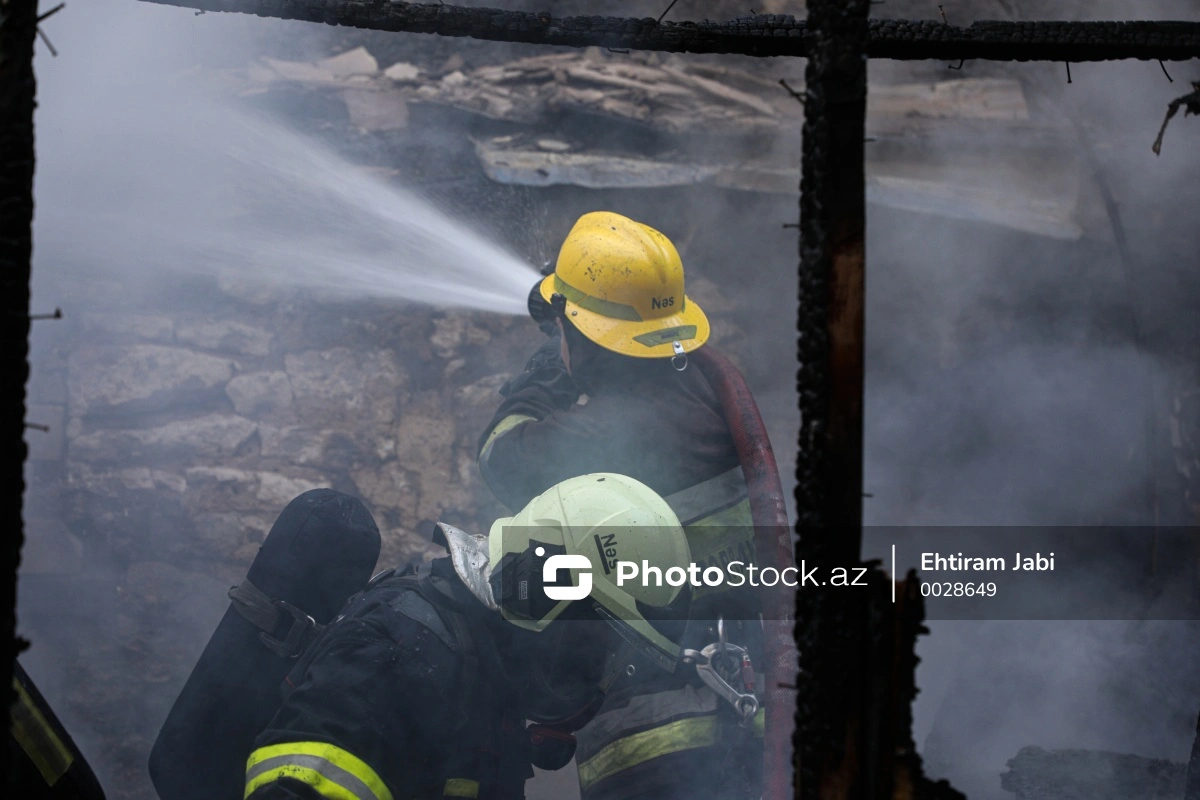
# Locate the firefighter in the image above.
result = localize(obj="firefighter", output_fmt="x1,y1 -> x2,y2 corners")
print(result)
8,660 -> 106,800
477,211 -> 766,800
242,473 -> 694,800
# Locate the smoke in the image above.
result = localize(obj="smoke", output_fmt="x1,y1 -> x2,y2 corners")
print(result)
857,3 -> 1200,797
34,2 -> 538,317
18,2 -> 1200,800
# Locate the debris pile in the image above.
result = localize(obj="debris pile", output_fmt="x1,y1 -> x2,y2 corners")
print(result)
239,45 -> 1087,240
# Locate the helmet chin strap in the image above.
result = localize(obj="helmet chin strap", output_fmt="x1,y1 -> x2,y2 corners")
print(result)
436,522 -> 499,611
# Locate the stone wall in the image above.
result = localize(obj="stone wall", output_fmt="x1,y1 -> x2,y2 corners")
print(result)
28,277 -> 546,574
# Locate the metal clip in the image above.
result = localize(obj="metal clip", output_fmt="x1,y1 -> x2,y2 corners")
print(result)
680,640 -> 759,725
671,341 -> 688,372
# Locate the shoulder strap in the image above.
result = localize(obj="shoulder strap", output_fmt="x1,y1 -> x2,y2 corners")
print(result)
413,570 -> 481,731
228,578 -> 323,659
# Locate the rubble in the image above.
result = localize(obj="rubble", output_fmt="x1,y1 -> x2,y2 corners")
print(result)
383,61 -> 421,83
316,46 -> 378,79
342,87 -> 409,132
238,45 -> 1087,240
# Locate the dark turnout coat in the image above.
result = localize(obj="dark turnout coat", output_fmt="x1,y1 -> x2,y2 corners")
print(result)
477,334 -> 764,800
245,560 -> 534,800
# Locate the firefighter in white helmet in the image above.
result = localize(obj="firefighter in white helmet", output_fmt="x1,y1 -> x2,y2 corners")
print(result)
243,474 -> 694,800
477,211 -> 765,800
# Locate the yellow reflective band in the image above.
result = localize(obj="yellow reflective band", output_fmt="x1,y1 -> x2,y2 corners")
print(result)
631,325 -> 698,348
245,741 -> 393,800
442,777 -> 479,797
753,706 -> 765,738
10,677 -> 74,787
553,275 -> 643,322
577,715 -> 719,791
478,414 -> 536,464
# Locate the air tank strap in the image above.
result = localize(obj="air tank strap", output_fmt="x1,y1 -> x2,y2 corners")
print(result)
228,579 -> 324,659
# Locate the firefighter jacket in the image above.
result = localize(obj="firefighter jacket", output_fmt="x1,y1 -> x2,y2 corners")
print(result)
477,336 -> 764,800
8,660 -> 106,800
244,559 -> 534,800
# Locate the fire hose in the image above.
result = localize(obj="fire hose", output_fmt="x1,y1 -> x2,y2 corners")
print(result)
692,346 -> 796,800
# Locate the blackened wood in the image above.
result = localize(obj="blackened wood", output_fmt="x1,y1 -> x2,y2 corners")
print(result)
0,0 -> 38,783
795,0 -> 869,796
138,1 -> 1200,62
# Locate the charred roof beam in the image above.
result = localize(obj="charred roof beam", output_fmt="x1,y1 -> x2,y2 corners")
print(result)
139,1 -> 1200,62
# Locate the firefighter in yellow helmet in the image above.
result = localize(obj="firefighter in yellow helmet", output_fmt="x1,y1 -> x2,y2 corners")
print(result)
477,211 -> 765,800
538,211 -> 711,359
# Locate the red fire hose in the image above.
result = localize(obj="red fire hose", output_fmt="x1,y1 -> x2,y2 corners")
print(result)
692,347 -> 796,800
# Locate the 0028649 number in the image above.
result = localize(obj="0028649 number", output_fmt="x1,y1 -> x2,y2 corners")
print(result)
920,581 -> 997,598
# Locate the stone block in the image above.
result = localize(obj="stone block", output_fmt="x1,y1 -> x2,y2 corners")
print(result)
70,414 -> 257,463
258,425 -> 330,466
176,319 -> 273,357
255,472 -> 327,508
226,371 -> 294,417
351,460 -> 419,518
184,467 -> 261,511
430,313 -> 493,359
454,373 -> 511,407
285,347 -> 406,426
67,345 -> 234,416
67,464 -> 188,496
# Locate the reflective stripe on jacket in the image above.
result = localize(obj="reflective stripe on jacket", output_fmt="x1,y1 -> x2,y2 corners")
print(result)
245,742 -> 392,800
245,741 -> 481,800
245,561 -> 530,800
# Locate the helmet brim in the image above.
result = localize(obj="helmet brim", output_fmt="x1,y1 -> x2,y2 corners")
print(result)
539,273 -> 711,359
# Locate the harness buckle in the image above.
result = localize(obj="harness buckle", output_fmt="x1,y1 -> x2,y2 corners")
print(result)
259,599 -> 320,659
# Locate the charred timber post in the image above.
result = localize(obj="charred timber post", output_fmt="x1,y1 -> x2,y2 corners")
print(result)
137,1 -> 1200,63
795,0 -> 869,798
0,0 -> 38,778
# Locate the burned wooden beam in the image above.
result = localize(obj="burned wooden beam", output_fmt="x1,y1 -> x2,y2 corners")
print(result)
139,1 -> 1200,63
796,0 -> 867,537
794,0 -> 871,796
1152,81 -> 1200,155
0,0 -> 38,775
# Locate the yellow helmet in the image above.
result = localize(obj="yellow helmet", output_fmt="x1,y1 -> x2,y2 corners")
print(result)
539,211 -> 710,359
